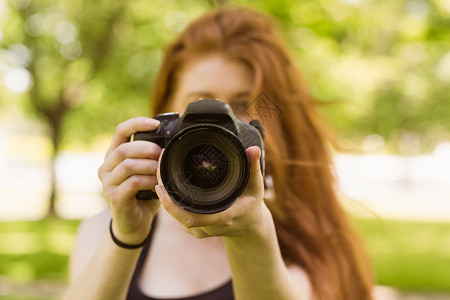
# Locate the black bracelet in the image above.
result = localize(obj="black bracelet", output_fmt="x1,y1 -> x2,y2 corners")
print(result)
109,220 -> 150,249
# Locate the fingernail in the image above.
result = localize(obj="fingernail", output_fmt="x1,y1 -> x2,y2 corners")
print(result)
255,146 -> 261,159
155,185 -> 162,195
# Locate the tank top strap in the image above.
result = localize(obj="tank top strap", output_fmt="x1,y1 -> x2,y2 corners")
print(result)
127,216 -> 158,300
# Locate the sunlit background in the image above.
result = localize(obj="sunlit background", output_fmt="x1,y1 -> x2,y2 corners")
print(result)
1,0 -> 449,299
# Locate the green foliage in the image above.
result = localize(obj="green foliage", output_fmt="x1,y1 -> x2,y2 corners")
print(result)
0,0 -> 212,149
1,1 -> 449,296
235,0 -> 450,151
1,0 -> 449,151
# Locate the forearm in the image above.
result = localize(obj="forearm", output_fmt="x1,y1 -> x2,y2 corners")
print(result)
223,206 -> 306,300
64,234 -> 141,300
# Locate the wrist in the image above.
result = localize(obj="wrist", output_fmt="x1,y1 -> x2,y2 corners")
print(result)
110,219 -> 152,249
226,203 -> 275,242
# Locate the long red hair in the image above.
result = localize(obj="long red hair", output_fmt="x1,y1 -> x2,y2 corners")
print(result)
151,6 -> 373,300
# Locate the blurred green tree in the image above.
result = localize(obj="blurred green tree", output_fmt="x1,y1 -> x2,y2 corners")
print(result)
0,0 -> 449,217
0,0 -> 213,216
259,0 -> 450,151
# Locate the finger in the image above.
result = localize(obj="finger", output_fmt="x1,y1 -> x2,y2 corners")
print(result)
155,185 -> 220,228
107,175 -> 158,207
155,184 -> 175,210
108,158 -> 158,186
156,149 -> 165,186
155,184 -> 193,224
103,141 -> 162,172
106,117 -> 160,157
155,150 -> 210,225
242,146 -> 264,196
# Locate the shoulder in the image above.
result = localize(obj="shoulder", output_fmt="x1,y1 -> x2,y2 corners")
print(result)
68,210 -> 111,281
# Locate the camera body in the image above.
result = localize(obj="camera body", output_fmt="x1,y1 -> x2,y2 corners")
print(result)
134,99 -> 264,214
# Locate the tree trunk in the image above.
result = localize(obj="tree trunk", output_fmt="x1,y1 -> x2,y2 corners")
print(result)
20,1 -> 125,219
43,101 -> 67,218
47,156 -> 57,217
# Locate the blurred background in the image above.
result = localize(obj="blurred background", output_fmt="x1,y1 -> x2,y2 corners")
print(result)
0,0 -> 449,299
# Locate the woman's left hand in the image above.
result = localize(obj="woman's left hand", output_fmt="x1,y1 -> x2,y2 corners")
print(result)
155,146 -> 268,238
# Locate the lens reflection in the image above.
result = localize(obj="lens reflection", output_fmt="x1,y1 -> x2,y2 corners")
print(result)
160,124 -> 250,214
184,144 -> 229,189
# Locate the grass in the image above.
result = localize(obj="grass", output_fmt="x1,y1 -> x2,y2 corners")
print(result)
0,216 -> 449,299
0,218 -> 80,286
351,216 -> 450,292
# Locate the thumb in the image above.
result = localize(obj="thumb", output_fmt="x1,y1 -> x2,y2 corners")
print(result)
244,146 -> 264,195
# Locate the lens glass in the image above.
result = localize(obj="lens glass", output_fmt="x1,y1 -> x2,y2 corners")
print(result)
160,124 -> 249,214
184,145 -> 229,189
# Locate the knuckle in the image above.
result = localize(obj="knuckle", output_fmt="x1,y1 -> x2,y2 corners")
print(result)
116,144 -> 129,158
185,228 -> 209,239
97,165 -> 105,180
108,190 -> 121,204
103,184 -> 116,199
129,175 -> 141,188
122,158 -> 134,172
115,121 -> 127,134
101,177 -> 115,194
184,217 -> 201,229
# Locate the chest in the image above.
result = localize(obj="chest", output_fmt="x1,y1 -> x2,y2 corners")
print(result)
136,225 -> 232,299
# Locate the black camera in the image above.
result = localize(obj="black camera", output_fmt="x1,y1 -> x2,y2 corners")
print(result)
133,99 -> 264,214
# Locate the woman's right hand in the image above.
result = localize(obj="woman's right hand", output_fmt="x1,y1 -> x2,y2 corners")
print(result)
97,117 -> 162,246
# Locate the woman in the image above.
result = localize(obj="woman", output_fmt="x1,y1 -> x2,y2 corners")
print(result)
65,6 -> 374,300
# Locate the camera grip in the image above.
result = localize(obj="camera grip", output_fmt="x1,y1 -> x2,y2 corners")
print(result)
133,112 -> 179,147
133,129 -> 165,148
132,129 -> 164,201
136,190 -> 158,200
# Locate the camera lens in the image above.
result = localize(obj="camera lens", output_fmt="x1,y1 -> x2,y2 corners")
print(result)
184,145 -> 229,189
160,124 -> 250,214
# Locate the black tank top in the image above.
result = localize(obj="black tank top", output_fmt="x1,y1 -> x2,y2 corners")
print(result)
126,217 -> 234,300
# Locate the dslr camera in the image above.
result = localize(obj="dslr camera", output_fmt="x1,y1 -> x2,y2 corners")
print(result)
133,99 -> 264,214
